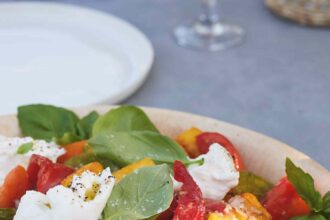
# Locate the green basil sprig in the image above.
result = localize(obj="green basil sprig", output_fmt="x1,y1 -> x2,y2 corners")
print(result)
18,105 -> 197,169
68,105 -> 167,168
286,158 -> 330,220
102,165 -> 173,220
89,131 -> 193,167
18,104 -> 99,145
76,111 -> 99,139
90,105 -> 198,167
92,105 -> 158,136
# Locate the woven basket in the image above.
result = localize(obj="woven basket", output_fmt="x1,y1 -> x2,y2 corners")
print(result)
266,0 -> 330,26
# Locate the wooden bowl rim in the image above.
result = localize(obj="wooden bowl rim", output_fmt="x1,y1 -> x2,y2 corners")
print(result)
1,105 -> 329,194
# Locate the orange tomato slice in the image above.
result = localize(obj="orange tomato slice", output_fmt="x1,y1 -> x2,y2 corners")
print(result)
0,165 -> 29,208
57,140 -> 87,163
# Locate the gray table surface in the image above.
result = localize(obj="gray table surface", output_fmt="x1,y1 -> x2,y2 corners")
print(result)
9,0 -> 330,169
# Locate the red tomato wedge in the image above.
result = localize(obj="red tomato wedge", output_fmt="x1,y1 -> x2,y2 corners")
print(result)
57,140 -> 87,163
0,165 -> 29,208
27,154 -> 52,189
27,155 -> 74,194
196,132 -> 245,170
263,177 -> 310,220
172,160 -> 205,220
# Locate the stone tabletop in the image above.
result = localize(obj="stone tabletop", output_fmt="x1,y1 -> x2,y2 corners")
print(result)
11,0 -> 330,169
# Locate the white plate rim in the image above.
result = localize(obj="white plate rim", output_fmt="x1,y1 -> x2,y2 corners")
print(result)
0,2 -> 154,112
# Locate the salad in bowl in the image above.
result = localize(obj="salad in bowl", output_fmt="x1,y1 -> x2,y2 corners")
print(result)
0,104 -> 329,220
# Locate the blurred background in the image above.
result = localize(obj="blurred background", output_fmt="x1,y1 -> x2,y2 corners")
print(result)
0,0 -> 329,168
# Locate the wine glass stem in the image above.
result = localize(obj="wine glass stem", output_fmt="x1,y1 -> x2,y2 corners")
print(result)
199,0 -> 219,25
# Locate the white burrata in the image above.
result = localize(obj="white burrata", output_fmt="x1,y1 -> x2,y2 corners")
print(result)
14,168 -> 115,220
188,143 -> 239,200
0,136 -> 65,184
24,140 -> 65,163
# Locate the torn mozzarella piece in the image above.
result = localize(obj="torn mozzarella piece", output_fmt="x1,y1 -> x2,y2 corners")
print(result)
188,143 -> 239,200
25,139 -> 65,163
14,168 -> 115,220
0,136 -> 65,184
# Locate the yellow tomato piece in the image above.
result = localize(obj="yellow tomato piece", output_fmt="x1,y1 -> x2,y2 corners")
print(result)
243,193 -> 271,219
61,162 -> 103,187
176,127 -> 202,158
113,158 -> 155,182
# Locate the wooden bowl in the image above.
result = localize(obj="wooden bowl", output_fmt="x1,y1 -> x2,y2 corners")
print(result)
0,105 -> 329,194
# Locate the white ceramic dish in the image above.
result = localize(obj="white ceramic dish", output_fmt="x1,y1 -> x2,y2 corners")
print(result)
0,105 -> 329,194
0,2 -> 154,115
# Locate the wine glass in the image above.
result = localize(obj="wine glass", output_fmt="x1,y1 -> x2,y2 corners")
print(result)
174,0 -> 245,51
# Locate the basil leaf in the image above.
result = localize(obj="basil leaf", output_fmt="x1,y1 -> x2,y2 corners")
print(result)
57,111 -> 99,145
89,131 -> 190,167
93,106 -> 158,136
103,165 -> 173,220
18,104 -> 79,142
16,142 -> 33,154
77,111 -> 99,139
286,158 -> 323,212
232,171 -> 273,199
0,208 -> 16,220
322,192 -> 330,213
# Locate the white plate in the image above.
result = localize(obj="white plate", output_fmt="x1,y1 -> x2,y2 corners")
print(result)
0,2 -> 154,114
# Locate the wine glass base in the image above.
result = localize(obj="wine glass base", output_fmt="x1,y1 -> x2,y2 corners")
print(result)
174,21 -> 245,51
